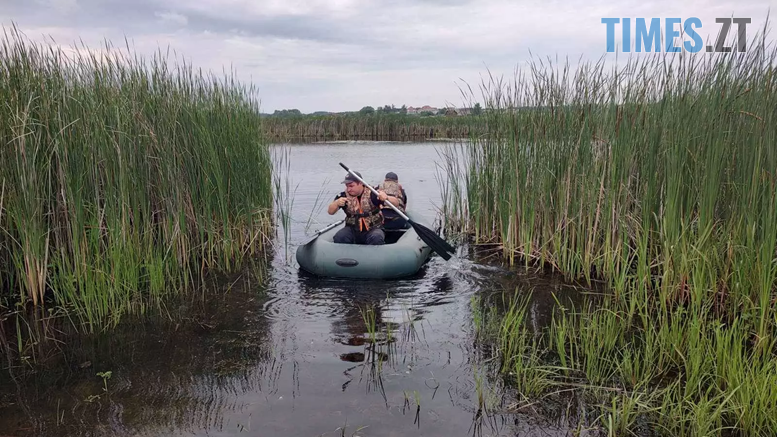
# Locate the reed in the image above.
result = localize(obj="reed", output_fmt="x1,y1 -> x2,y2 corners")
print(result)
262,112 -> 481,142
0,25 -> 274,332
444,24 -> 777,436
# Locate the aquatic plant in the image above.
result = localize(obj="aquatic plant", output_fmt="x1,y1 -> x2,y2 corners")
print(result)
445,23 -> 777,436
271,145 -> 297,262
0,24 -> 274,331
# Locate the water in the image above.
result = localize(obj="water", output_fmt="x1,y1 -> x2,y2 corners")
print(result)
0,141 -> 589,436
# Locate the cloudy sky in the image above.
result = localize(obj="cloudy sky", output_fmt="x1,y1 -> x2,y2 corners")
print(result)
1,0 -> 774,113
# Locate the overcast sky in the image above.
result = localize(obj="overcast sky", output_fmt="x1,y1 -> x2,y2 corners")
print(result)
1,0 -> 774,113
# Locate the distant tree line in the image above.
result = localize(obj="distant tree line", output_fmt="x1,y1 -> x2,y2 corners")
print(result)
264,102 -> 483,118
359,104 -> 407,115
268,108 -> 303,117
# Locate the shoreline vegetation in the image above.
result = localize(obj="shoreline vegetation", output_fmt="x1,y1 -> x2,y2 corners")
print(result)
261,112 -> 483,142
0,26 -> 274,333
443,26 -> 777,435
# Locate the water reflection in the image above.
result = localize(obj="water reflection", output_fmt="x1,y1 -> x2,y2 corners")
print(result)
0,272 -> 275,437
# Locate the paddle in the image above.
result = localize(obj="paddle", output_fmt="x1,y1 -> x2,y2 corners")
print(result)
338,162 -> 456,261
301,219 -> 345,245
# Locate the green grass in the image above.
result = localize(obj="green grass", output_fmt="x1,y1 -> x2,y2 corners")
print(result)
0,25 -> 274,332
445,25 -> 777,436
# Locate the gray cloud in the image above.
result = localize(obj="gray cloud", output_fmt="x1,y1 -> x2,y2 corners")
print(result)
2,0 -> 774,112
183,11 -> 364,44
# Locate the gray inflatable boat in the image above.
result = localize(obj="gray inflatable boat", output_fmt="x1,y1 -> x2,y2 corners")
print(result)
295,211 -> 433,279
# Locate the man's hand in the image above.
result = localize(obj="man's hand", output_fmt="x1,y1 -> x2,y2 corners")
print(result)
328,196 -> 348,215
377,190 -> 388,202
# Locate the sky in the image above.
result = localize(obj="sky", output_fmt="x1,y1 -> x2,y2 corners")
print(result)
1,0 -> 774,113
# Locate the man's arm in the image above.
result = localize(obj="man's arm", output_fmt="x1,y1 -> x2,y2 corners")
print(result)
328,193 -> 347,215
373,190 -> 399,207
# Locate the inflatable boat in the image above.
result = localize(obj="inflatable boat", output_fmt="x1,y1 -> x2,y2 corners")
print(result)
295,211 -> 433,279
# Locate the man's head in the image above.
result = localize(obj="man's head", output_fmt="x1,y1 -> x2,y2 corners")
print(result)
385,172 -> 398,181
342,171 -> 365,196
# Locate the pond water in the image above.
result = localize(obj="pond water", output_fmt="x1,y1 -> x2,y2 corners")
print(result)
0,141 -> 590,437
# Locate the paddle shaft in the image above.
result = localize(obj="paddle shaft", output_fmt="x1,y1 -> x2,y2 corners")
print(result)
314,219 -> 345,235
338,163 -> 410,221
302,219 -> 345,245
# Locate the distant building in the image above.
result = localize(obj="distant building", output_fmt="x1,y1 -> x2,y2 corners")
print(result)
406,105 -> 438,115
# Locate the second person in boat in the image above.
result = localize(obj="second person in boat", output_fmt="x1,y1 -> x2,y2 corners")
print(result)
327,171 -> 403,245
377,172 -> 408,230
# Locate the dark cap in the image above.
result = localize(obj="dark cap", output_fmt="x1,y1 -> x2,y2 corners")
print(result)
385,172 -> 398,181
341,171 -> 363,184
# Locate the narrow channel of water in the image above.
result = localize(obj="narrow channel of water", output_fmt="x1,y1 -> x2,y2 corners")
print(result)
0,141 -> 591,436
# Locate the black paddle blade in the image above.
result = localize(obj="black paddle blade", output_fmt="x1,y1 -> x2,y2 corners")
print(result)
410,221 -> 455,261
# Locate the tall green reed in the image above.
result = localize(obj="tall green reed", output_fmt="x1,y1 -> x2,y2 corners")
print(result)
271,145 -> 297,262
0,25 -> 274,332
444,24 -> 777,436
445,35 -> 776,296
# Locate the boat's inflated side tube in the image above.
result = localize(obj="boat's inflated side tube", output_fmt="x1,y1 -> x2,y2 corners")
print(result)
296,211 -> 433,279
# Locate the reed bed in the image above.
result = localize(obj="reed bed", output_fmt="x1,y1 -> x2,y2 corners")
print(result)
0,25 -> 274,332
262,113 -> 480,141
446,27 -> 777,436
